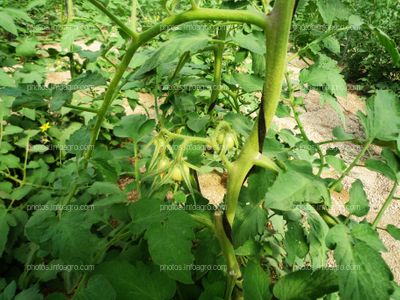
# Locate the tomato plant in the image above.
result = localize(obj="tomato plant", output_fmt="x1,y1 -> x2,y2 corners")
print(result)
0,0 -> 399,299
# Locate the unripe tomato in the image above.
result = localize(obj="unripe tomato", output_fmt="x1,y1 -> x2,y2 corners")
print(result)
225,133 -> 236,150
158,158 -> 170,171
171,164 -> 189,182
217,133 -> 225,145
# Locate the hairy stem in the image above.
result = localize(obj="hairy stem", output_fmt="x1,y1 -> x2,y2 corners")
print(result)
209,26 -> 226,111
88,0 -> 138,39
214,212 -> 242,300
372,183 -> 398,229
329,139 -> 373,191
225,0 -> 296,225
130,0 -> 137,32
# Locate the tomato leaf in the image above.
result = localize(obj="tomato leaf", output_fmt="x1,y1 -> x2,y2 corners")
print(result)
357,90 -> 400,141
243,261 -> 272,300
264,170 -> 330,211
326,224 -> 394,300
93,261 -> 176,300
345,179 -> 369,217
273,269 -> 339,300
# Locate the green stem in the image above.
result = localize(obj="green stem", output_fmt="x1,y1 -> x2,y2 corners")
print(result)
190,0 -> 198,9
88,0 -> 138,40
288,26 -> 351,62
133,142 -> 141,199
214,213 -> 241,300
84,40 -> 140,162
130,0 -> 138,32
317,138 -> 360,145
0,115 -> 3,149
66,0 -> 74,22
262,0 -> 295,128
290,100 -> 325,176
209,26 -> 226,110
253,153 -> 281,173
138,8 -> 267,43
372,183 -> 398,229
22,136 -> 30,183
64,104 -> 99,113
284,72 -> 324,174
225,0 -> 295,226
161,128 -> 210,145
329,139 -> 373,191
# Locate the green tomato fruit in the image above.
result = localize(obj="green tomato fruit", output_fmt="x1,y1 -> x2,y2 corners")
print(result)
171,164 -> 189,182
225,133 -> 235,149
217,133 -> 225,145
158,158 -> 170,171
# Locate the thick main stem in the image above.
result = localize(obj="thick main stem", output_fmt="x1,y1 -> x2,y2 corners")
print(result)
214,213 -> 242,300
225,0 -> 296,226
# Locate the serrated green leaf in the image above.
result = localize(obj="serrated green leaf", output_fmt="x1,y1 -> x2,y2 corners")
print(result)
3,125 -> 23,135
273,269 -> 338,300
326,155 -> 346,172
134,35 -> 210,77
14,285 -> 43,300
145,210 -> 196,283
345,180 -> 369,217
243,261 -> 272,300
358,90 -> 400,141
300,55 -> 347,98
284,220 -> 309,264
74,275 -> 116,300
16,39 -> 37,57
233,73 -> 264,93
68,71 -> 107,90
0,12 -> 18,35
186,115 -> 209,133
317,0 -> 350,25
93,261 -> 176,300
231,31 -> 266,55
114,115 -> 154,141
264,170 -> 329,211
130,198 -> 196,283
320,93 -> 345,126
326,224 -> 394,300
304,205 -> 330,268
233,206 -> 266,246
323,36 -> 340,54
351,223 -> 386,252
240,168 -> 277,205
371,27 -> 400,66
50,212 -> 103,265
0,70 -> 15,87
386,225 -> 400,241
332,126 -> 353,140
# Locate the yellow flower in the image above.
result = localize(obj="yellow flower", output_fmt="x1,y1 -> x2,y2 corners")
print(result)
40,122 -> 51,132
